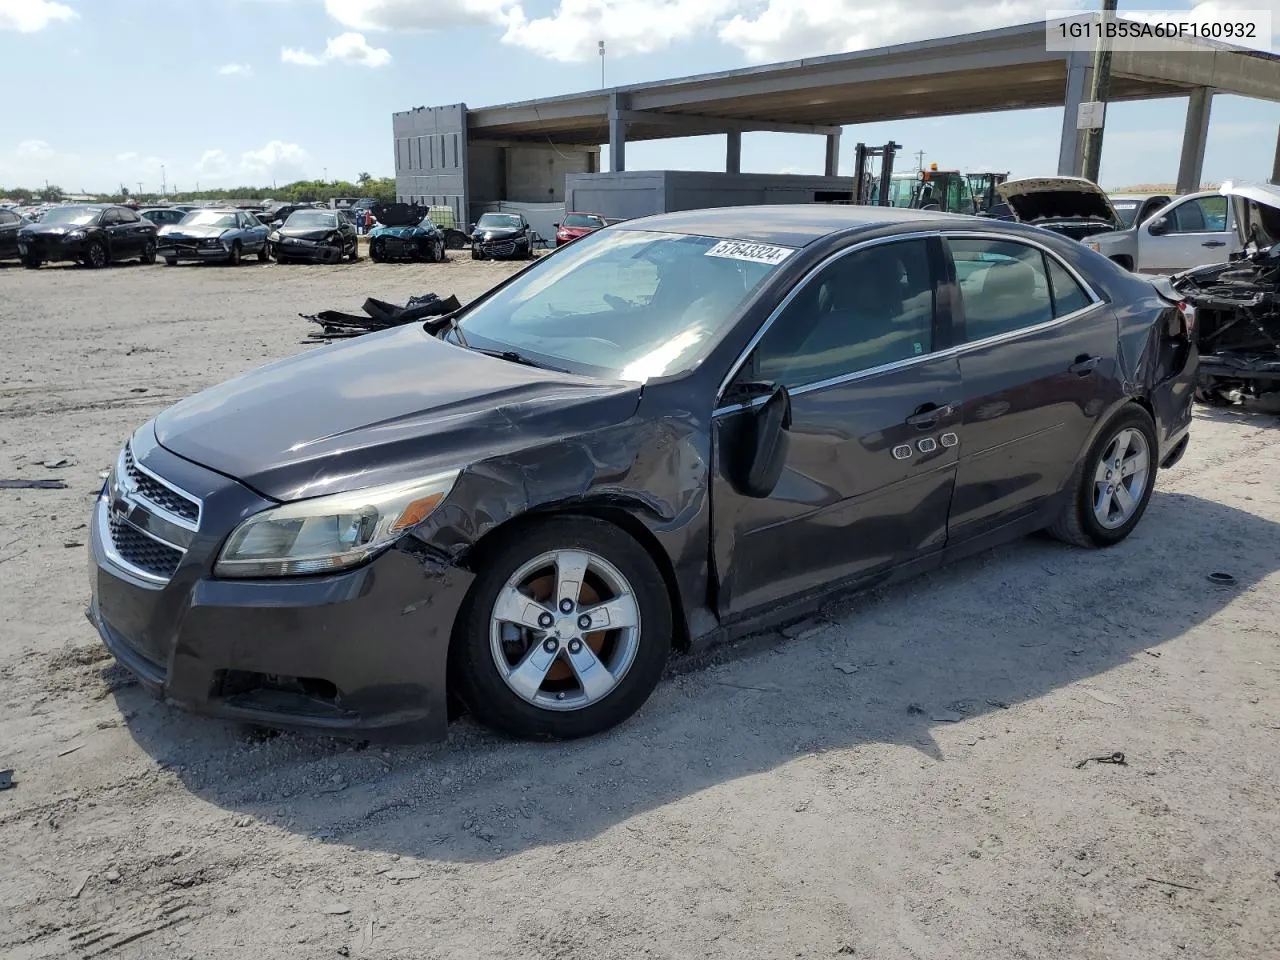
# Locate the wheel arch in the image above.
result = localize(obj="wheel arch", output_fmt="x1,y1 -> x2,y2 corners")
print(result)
456,500 -> 692,654
1072,395 -> 1158,484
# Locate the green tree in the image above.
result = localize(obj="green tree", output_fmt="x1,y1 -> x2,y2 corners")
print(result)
357,171 -> 372,186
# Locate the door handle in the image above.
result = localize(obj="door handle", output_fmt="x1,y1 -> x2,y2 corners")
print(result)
1201,240 -> 1226,247
905,401 -> 956,429
1069,355 -> 1101,376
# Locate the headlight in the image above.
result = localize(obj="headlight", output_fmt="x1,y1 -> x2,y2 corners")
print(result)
214,470 -> 460,578
269,231 -> 280,242
1087,242 -> 1101,252
202,237 -> 223,247
67,230 -> 86,240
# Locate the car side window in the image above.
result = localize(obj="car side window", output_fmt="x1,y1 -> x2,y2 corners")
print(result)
101,209 -> 121,226
117,207 -> 140,223
950,237 -> 1054,342
751,238 -> 935,389
0,210 -> 15,225
1043,254 -> 1092,317
1169,196 -> 1227,233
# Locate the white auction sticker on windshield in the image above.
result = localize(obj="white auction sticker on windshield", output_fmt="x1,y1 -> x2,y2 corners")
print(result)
705,240 -> 794,266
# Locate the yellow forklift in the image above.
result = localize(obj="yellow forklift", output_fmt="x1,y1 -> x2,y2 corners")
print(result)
886,163 -> 977,214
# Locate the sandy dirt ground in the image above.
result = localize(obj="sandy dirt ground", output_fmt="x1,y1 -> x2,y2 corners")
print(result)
1,255 -> 1278,960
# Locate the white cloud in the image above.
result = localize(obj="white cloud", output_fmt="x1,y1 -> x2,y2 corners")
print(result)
116,151 -> 139,163
282,46 -> 324,66
240,141 -> 312,181
324,32 -> 391,66
718,1 -> 1085,62
324,0 -> 514,31
0,0 -> 76,32
282,32 -> 390,67
195,149 -> 233,178
17,140 -> 55,160
502,0 -> 736,62
218,62 -> 253,76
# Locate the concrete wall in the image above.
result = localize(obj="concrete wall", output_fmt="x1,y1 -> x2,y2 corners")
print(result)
565,170 -> 858,221
392,104 -> 469,224
504,146 -> 593,203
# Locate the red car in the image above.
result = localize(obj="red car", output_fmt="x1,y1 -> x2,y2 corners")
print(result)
554,212 -> 607,246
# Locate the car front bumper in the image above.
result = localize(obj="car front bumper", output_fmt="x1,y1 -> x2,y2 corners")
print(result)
158,243 -> 231,261
275,238 -> 345,262
18,236 -> 86,261
85,424 -> 471,740
473,236 -> 530,258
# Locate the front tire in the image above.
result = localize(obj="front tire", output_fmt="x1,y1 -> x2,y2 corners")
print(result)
451,517 -> 672,740
228,241 -> 242,267
1047,406 -> 1158,548
83,239 -> 107,269
369,238 -> 385,262
21,255 -> 40,269
347,238 -> 359,262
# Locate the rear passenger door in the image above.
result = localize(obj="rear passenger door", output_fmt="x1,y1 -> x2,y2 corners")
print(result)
100,208 -> 134,259
713,236 -> 963,617
946,235 -> 1120,543
0,210 -> 19,258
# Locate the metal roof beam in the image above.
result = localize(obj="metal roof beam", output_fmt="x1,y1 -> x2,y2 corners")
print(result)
613,109 -> 841,137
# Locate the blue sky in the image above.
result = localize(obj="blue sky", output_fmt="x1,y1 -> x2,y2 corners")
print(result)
2,0 -> 1278,193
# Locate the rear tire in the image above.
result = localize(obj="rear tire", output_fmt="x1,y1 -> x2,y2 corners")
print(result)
257,242 -> 269,263
21,255 -> 40,269
1047,406 -> 1158,548
450,516 -> 672,740
140,239 -> 157,265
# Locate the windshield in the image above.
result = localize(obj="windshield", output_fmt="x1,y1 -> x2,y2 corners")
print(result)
478,214 -> 522,229
181,211 -> 238,228
563,214 -> 604,229
284,211 -> 337,229
1112,200 -> 1141,228
453,229 -> 790,381
42,206 -> 99,226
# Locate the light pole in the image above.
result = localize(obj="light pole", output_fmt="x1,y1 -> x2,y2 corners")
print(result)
136,181 -> 143,196
599,40 -> 606,88
161,164 -> 167,198
323,166 -> 328,183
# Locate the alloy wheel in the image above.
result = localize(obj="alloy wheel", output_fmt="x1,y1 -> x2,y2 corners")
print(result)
1092,427 -> 1150,529
488,549 -> 641,712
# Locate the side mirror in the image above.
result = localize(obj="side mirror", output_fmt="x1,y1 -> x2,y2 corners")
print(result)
553,222 -> 560,229
1147,217 -> 1169,236
724,383 -> 792,498
469,222 -> 477,232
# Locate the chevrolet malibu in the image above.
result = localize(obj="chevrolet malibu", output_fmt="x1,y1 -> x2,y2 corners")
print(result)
88,206 -> 1197,741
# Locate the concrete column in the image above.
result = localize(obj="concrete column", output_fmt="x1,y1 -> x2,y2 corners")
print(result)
824,132 -> 841,177
608,92 -> 627,173
1270,124 -> 1280,185
726,131 -> 742,174
1058,51 -> 1091,176
1176,88 -> 1213,194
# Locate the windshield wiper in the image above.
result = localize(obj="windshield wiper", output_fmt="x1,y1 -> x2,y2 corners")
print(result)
468,346 -> 565,372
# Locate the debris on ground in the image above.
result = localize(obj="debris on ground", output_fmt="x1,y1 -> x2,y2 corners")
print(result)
833,662 -> 859,674
43,458 -> 71,469
69,873 -> 91,899
0,769 -> 14,790
1075,751 -> 1127,769
1208,572 -> 1237,585
931,710 -> 965,723
303,293 -> 461,340
0,478 -> 68,490
322,904 -> 352,916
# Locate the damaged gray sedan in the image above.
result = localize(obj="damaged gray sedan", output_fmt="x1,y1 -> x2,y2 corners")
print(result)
87,206 -> 1197,741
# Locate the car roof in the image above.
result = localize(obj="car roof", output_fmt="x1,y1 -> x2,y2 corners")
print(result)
1108,193 -> 1169,201
614,204 -> 974,247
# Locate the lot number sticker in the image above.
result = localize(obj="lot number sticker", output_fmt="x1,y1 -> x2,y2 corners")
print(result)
705,240 -> 794,266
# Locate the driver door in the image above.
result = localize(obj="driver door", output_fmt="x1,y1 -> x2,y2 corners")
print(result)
711,236 -> 962,619
1139,194 -> 1236,272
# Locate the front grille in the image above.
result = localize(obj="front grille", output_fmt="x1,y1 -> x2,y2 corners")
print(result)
124,445 -> 199,523
108,513 -> 183,579
485,241 -> 516,257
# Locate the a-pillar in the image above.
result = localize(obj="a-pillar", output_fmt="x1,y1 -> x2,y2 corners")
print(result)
824,132 -> 841,177
1057,51 -> 1091,176
1175,88 -> 1213,194
608,92 -> 627,173
726,131 -> 742,174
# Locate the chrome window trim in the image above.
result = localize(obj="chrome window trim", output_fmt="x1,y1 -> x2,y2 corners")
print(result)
711,228 -> 1106,418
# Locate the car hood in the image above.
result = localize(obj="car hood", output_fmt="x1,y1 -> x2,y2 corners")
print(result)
276,224 -> 339,241
996,176 -> 1122,227
18,222 -> 90,237
1221,179 -> 1280,252
159,224 -> 229,238
153,323 -> 643,502
370,224 -> 426,238
476,226 -> 523,239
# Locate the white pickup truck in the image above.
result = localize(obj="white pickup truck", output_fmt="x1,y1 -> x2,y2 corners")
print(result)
1088,189 -> 1243,273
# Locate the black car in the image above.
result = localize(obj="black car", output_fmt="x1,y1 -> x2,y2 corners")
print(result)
18,204 -> 158,269
140,207 -> 188,229
471,212 -> 534,260
0,207 -> 30,260
268,209 -> 358,264
87,206 -> 1196,743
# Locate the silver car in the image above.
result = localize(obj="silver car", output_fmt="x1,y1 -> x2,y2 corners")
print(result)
157,208 -> 270,266
1088,190 -> 1240,274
